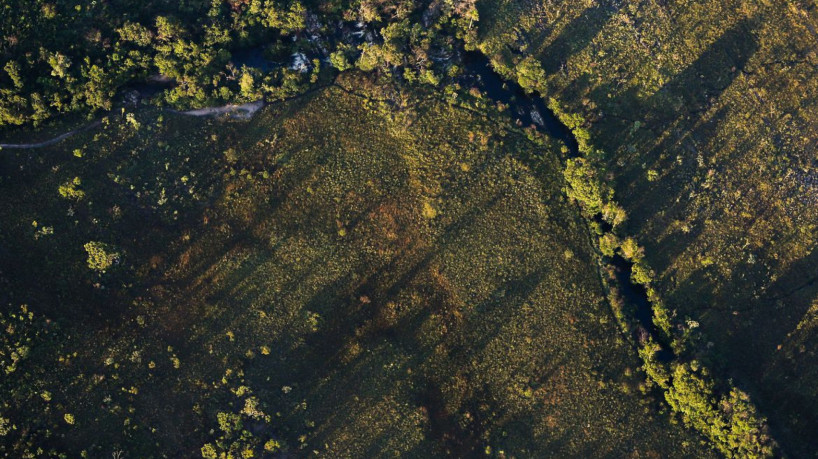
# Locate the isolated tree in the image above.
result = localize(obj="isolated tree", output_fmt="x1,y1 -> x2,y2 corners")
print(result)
84,241 -> 120,272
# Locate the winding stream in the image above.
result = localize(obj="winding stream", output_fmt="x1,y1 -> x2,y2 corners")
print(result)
461,51 -> 579,155
460,52 -> 670,358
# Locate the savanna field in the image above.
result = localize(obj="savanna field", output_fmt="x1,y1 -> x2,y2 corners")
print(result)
0,0 -> 816,457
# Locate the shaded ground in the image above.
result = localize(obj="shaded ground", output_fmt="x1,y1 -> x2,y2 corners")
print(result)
0,74 -> 713,456
477,0 -> 818,454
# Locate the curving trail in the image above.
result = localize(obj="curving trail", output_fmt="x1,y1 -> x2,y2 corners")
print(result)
0,120 -> 102,150
0,100 -> 266,150
169,100 -> 266,119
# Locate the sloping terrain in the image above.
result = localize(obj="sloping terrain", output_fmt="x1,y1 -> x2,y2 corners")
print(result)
477,0 -> 818,455
0,75 -> 713,456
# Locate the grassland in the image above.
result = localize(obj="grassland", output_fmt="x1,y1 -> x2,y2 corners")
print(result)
0,73 -> 715,456
476,0 -> 818,455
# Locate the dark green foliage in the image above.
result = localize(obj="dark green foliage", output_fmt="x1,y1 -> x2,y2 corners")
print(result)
563,157 -> 610,215
0,0 -> 482,127
0,306 -> 38,375
515,56 -> 546,94
666,364 -> 774,458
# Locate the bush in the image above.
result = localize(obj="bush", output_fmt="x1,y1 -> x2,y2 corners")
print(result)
330,50 -> 352,71
201,443 -> 218,459
631,262 -> 653,285
58,177 -> 85,200
601,201 -> 627,227
598,233 -> 619,257
83,241 -> 120,272
619,237 -> 643,261
638,340 -> 670,389
515,56 -> 546,94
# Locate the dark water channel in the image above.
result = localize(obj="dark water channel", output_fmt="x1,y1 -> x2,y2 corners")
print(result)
610,255 -> 674,362
459,52 -> 673,361
457,52 -> 673,360
460,51 -> 579,156
231,46 -> 283,72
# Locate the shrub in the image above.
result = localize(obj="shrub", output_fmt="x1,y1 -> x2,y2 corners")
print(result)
631,262 -> 654,285
217,411 -> 242,435
515,56 -> 546,94
0,416 -> 11,436
58,177 -> 85,200
598,233 -> 619,257
330,50 -> 352,71
619,237 -> 643,261
83,241 -> 120,272
201,444 -> 217,459
601,202 -> 627,227
264,439 -> 281,452
638,340 -> 670,389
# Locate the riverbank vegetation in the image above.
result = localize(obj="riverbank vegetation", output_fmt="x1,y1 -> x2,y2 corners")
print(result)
477,0 -> 816,455
555,94 -> 774,458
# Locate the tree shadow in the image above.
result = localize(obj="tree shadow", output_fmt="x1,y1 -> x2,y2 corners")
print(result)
670,245 -> 818,456
644,18 -> 758,125
583,18 -> 761,267
538,2 -> 623,74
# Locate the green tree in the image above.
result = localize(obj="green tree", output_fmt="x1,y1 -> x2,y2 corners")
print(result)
665,364 -> 774,458
117,21 -> 154,47
330,50 -> 352,71
631,262 -> 653,285
563,157 -> 610,214
4,61 -> 24,89
598,233 -> 619,257
515,56 -> 546,94
58,177 -> 85,200
84,241 -> 120,272
619,237 -> 643,261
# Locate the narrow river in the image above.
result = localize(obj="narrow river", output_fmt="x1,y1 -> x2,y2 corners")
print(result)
458,51 -> 672,360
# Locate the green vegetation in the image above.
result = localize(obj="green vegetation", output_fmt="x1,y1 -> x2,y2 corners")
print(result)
541,89 -> 772,458
0,0 -> 314,125
477,0 -> 816,455
0,0 -> 480,127
83,241 -> 120,272
666,363 -> 773,458
0,74 -> 714,456
58,176 -> 85,200
2,0 -> 817,456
